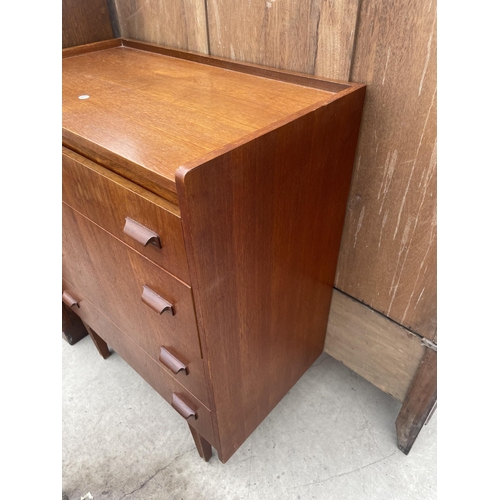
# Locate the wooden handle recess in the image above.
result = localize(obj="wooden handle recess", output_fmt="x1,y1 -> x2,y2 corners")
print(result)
62,290 -> 80,308
141,286 -> 175,315
123,217 -> 162,248
172,393 -> 197,420
159,347 -> 188,375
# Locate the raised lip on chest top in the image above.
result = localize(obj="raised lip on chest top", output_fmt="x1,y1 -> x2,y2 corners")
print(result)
62,38 -> 364,204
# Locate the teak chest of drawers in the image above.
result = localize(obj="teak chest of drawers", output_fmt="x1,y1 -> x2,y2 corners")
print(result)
62,38 -> 366,463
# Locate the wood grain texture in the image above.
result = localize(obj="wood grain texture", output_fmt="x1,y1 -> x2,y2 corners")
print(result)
111,0 -> 209,53
324,289 -> 425,402
396,348 -> 437,454
177,85 -> 365,462
62,147 -> 190,283
335,0 -> 437,339
206,0 -> 359,79
122,39 -> 350,92
64,278 -> 216,447
62,205 -> 210,407
62,0 -> 114,48
63,45 -> 335,200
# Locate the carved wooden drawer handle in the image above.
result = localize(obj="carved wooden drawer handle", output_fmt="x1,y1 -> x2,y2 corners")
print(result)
159,347 -> 188,375
123,217 -> 162,249
62,290 -> 80,308
141,286 -> 175,315
172,393 -> 197,420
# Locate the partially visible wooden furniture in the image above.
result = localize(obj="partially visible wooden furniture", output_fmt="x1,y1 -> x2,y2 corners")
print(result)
62,39 -> 365,462
62,0 -> 115,48
62,303 -> 88,345
396,348 -> 437,454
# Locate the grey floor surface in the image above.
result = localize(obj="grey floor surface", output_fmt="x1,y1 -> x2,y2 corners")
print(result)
62,337 -> 436,500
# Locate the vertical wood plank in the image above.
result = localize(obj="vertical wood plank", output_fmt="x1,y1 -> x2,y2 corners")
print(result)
335,0 -> 437,339
206,0 -> 359,79
62,0 -> 114,48
112,0 -> 209,53
315,0 -> 359,80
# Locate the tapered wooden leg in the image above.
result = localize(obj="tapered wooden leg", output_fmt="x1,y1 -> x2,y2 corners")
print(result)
62,303 -> 88,345
396,348 -> 437,454
188,424 -> 212,462
83,323 -> 112,359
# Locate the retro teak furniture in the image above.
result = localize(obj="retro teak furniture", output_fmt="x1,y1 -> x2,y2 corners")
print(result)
62,38 -> 365,463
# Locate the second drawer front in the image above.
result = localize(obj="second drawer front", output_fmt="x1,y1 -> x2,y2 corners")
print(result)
62,148 -> 190,283
62,284 -> 215,447
62,203 -> 209,406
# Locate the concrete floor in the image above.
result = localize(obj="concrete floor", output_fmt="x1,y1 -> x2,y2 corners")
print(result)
62,337 -> 436,500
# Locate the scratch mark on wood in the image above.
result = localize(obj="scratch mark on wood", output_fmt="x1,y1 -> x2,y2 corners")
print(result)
388,218 -> 412,315
414,287 -> 425,309
378,149 -> 397,214
353,205 -> 365,249
401,197 -> 436,322
382,48 -> 391,85
400,137 -> 436,322
418,14 -> 435,96
393,89 -> 436,239
378,211 -> 388,249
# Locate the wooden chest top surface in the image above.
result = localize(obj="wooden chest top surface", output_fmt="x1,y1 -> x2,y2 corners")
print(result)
62,43 -> 338,196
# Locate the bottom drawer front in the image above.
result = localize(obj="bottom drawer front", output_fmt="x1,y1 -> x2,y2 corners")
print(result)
63,281 -> 216,447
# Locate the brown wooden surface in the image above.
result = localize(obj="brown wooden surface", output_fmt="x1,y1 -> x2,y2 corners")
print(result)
324,289 -> 425,402
206,0 -> 359,80
65,282 -> 216,446
189,424 -> 213,462
177,85 -> 365,462
62,45 -> 337,200
62,0 -> 114,48
62,147 -> 190,283
84,323 -> 112,359
335,0 -> 437,339
62,206 -> 210,407
112,0 -> 209,54
122,39 -> 351,93
62,303 -> 88,345
396,348 -> 437,454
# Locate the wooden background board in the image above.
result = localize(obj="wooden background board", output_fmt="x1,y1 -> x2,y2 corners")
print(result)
62,0 -> 114,48
205,0 -> 359,80
324,289 -> 425,402
334,0 -> 437,340
112,0 -> 209,53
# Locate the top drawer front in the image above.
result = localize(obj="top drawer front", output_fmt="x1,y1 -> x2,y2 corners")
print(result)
62,148 -> 190,283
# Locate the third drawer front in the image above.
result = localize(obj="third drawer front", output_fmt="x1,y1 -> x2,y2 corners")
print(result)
62,203 -> 210,407
62,147 -> 190,283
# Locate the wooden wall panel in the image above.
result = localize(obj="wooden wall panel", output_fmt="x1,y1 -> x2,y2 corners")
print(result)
112,0 -> 209,53
206,0 -> 359,80
99,0 -> 438,399
324,290 -> 425,402
335,0 -> 437,339
62,0 -> 114,48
